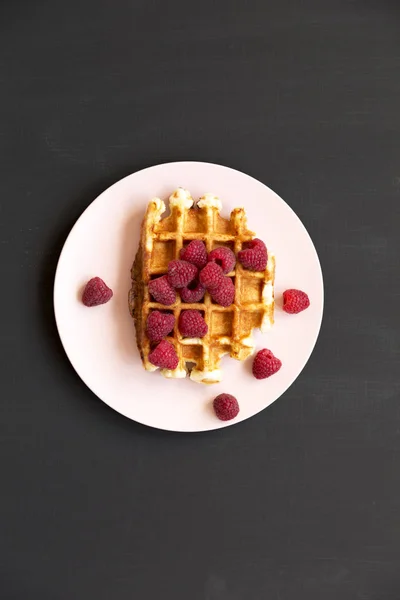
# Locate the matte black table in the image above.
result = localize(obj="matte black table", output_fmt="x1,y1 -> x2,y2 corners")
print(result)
1,1 -> 399,598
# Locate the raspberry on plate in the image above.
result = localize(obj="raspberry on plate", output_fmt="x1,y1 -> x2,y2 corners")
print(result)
208,246 -> 236,274
179,310 -> 208,338
148,275 -> 176,306
283,289 -> 310,314
82,277 -> 113,307
146,311 -> 175,342
199,262 -> 224,290
148,340 -> 179,370
180,280 -> 206,303
179,240 -> 208,269
238,238 -> 268,271
167,260 -> 198,288
213,393 -> 240,421
252,348 -> 282,379
210,276 -> 235,307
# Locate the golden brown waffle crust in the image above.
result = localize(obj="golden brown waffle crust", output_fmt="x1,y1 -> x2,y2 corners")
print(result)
129,188 -> 275,384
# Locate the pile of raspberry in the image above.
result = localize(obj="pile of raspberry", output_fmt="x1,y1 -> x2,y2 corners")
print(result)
147,238 -> 269,369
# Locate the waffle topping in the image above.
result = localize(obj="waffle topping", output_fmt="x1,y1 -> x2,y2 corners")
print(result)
148,340 -> 179,370
146,311 -> 175,342
180,280 -> 206,303
208,246 -> 236,274
167,259 -> 198,289
238,238 -> 268,271
148,275 -> 176,306
179,310 -> 208,338
179,240 -> 208,269
209,276 -> 235,307
199,262 -> 225,290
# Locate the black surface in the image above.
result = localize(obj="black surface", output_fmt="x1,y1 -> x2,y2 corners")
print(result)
1,1 -> 400,598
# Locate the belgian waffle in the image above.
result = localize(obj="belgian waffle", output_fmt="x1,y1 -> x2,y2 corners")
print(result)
129,188 -> 275,384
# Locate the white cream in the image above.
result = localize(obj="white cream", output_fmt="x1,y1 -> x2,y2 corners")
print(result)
153,197 -> 166,215
190,368 -> 222,384
260,254 -> 275,332
145,198 -> 166,251
169,188 -> 193,209
241,335 -> 255,349
161,367 -> 187,379
260,317 -> 272,333
266,252 -> 275,277
261,281 -> 274,332
197,193 -> 222,211
262,281 -> 274,305
180,337 -> 202,345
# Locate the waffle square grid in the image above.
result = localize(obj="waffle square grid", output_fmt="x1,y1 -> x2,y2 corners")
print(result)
130,190 -> 275,384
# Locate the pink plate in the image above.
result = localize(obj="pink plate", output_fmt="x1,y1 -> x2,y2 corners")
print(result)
54,162 -> 323,432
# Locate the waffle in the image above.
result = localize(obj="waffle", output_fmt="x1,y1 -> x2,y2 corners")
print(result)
129,188 -> 275,384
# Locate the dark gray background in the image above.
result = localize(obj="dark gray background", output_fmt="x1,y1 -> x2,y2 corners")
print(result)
1,1 -> 400,598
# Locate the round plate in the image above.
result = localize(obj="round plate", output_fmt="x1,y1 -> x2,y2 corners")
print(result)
54,162 -> 323,432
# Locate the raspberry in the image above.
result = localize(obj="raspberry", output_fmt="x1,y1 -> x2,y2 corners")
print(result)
167,260 -> 198,288
252,349 -> 282,379
146,311 -> 175,342
199,262 -> 224,290
283,289 -> 310,314
148,340 -> 179,370
82,277 -> 113,307
210,277 -> 235,307
238,238 -> 268,271
179,310 -> 208,338
148,275 -> 176,306
180,280 -> 206,303
213,393 -> 240,421
179,240 -> 208,269
208,246 -> 236,274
